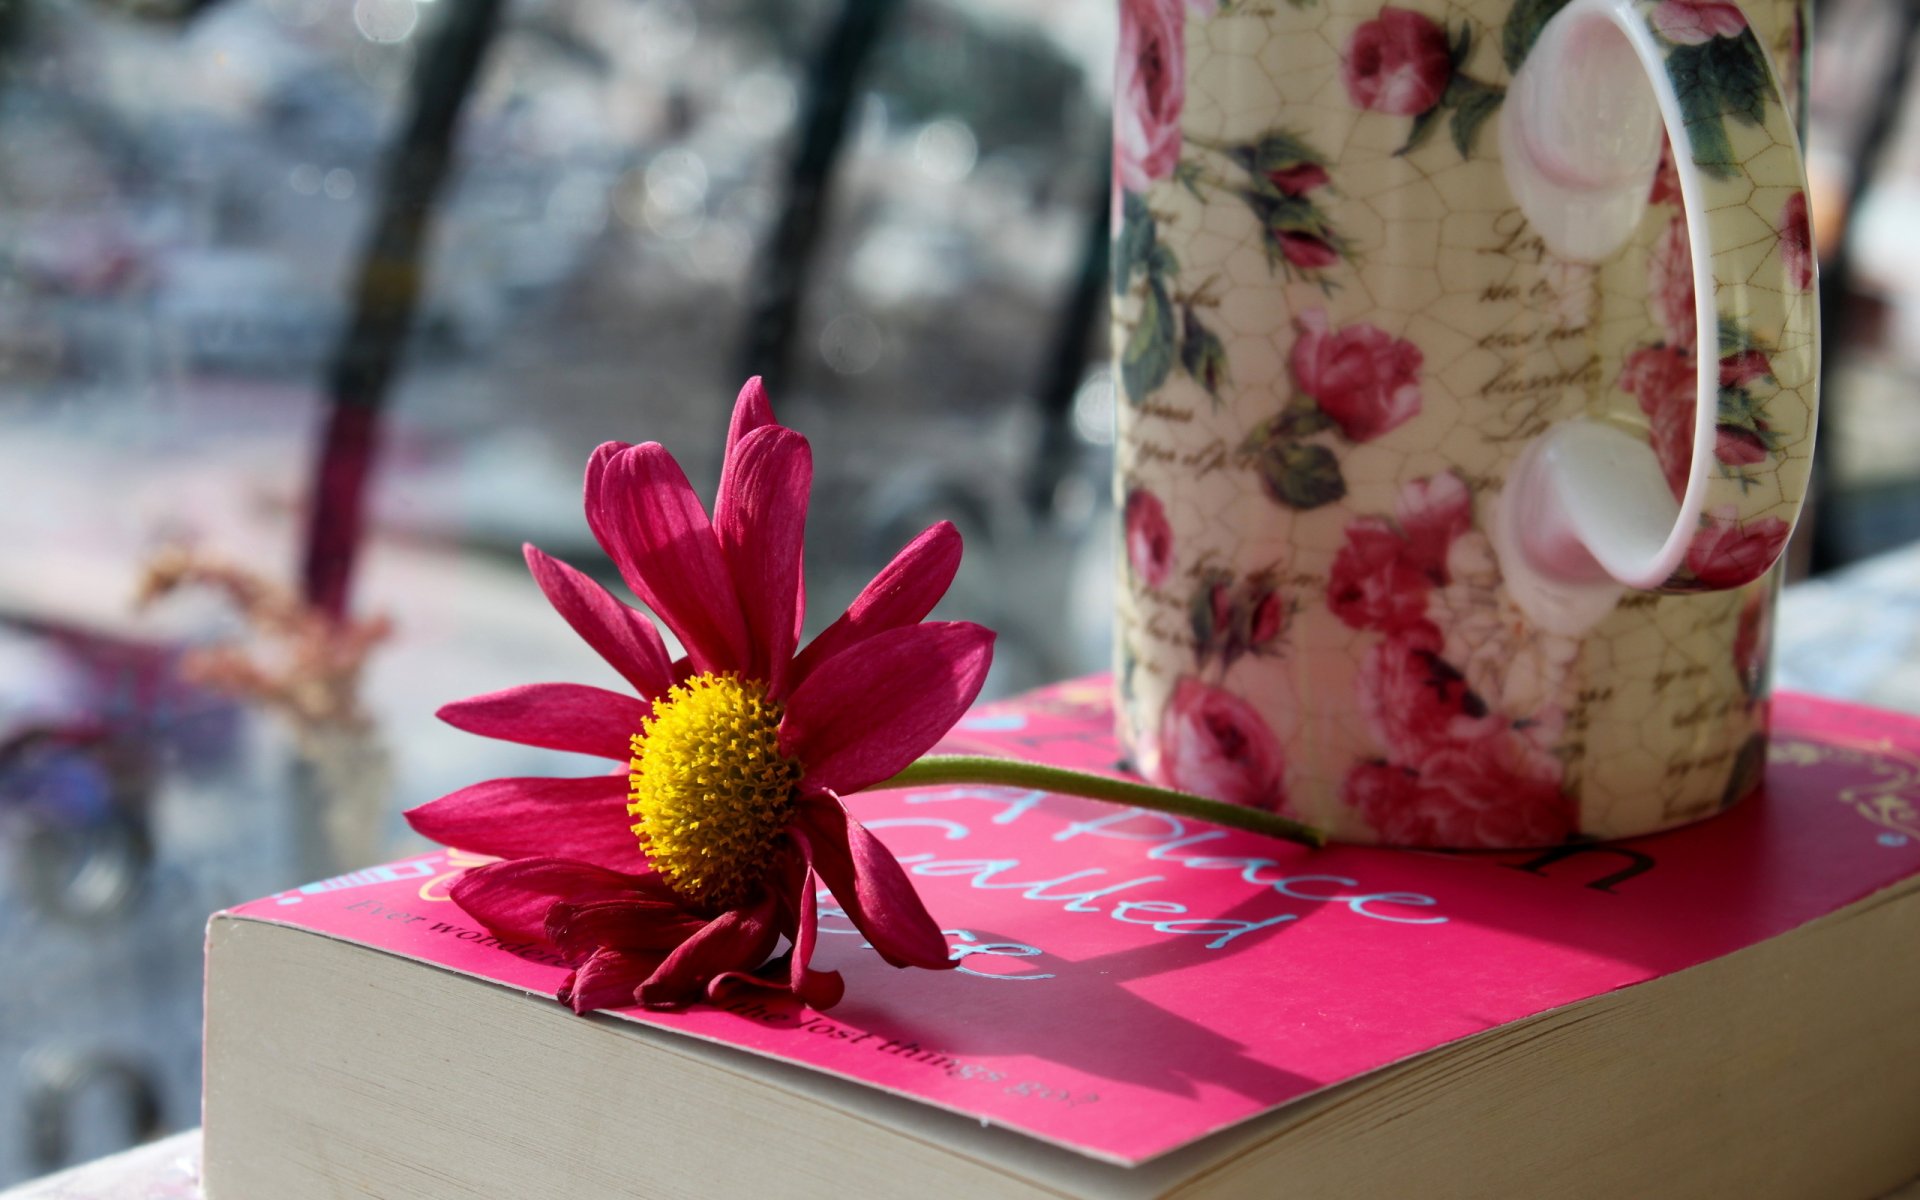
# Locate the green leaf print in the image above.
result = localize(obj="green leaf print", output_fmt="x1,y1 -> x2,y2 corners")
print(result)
1254,440 -> 1347,510
1121,278 -> 1176,402
1179,306 -> 1230,401
1501,0 -> 1572,72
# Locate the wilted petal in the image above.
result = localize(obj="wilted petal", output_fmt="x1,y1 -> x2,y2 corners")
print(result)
546,897 -> 705,960
785,843 -> 847,1008
713,425 -> 811,696
790,521 -> 962,689
780,621 -> 994,796
636,896 -> 781,1009
560,948 -> 666,1014
583,441 -> 752,676
795,796 -> 953,971
437,683 -> 647,761
449,857 -> 665,942
523,545 -> 673,699
404,774 -> 637,870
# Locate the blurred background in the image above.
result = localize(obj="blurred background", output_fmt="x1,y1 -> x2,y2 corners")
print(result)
0,0 -> 1912,1184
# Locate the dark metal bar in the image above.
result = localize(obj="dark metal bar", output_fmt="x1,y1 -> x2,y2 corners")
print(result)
1808,0 -> 1920,574
301,0 -> 506,619
738,0 -> 902,395
1024,168 -> 1111,515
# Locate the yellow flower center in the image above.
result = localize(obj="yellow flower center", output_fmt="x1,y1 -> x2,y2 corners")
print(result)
627,672 -> 801,913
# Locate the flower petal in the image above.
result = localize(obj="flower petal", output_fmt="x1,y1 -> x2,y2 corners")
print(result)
583,441 -> 752,675
794,796 -> 953,971
790,521 -> 963,690
545,898 -> 706,960
404,774 -> 638,870
724,376 -> 777,459
437,683 -> 648,761
636,896 -> 782,1009
560,949 -> 666,1014
448,857 -> 665,942
713,425 -> 811,697
523,545 -> 673,700
779,621 -> 995,795
785,844 -> 847,1008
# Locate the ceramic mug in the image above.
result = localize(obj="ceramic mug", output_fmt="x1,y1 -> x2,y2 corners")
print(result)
1111,0 -> 1815,846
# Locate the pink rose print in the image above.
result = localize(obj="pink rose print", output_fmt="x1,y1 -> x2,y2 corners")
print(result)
1651,0 -> 1748,45
1649,215 -> 1696,350
1357,621 -> 1497,760
1266,162 -> 1331,197
1291,309 -> 1423,443
1619,344 -> 1696,503
1158,677 -> 1289,811
1686,510 -> 1791,588
1278,231 -> 1341,271
1124,487 -> 1175,588
1779,191 -> 1813,292
1115,0 -> 1190,197
1343,734 -> 1573,849
1327,472 -> 1472,632
1394,470 -> 1473,577
1718,348 -> 1770,389
1343,7 -> 1452,117
1716,425 -> 1769,467
1328,518 -> 1434,633
1250,589 -> 1285,646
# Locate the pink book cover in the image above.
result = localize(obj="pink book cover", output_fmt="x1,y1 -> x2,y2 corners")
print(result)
217,679 -> 1920,1167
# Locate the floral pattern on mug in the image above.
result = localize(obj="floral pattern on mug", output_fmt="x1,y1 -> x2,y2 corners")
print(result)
1344,6 -> 1504,157
1124,486 -> 1176,589
1238,310 -> 1425,511
1622,206 -> 1787,502
1650,0 -> 1747,45
1181,129 -> 1353,281
1116,0 -> 1194,198
1649,2 -> 1775,179
1157,676 -> 1290,811
1779,191 -> 1813,291
1327,474 -> 1575,848
1188,568 -> 1289,671
1683,508 -> 1792,589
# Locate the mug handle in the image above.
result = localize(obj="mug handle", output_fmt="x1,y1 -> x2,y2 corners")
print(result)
1495,0 -> 1818,607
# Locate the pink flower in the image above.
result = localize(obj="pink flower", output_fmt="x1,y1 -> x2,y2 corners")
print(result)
1290,309 -> 1423,442
1124,487 -> 1175,588
1649,215 -> 1696,349
1328,517 -> 1433,633
1278,231 -> 1341,270
1651,0 -> 1748,45
1343,7 -> 1453,117
1686,510 -> 1792,588
405,379 -> 992,1013
1356,621 -> 1496,760
1267,162 -> 1330,196
1619,344 -> 1697,502
1157,677 -> 1288,811
1326,474 -> 1472,633
1394,471 -> 1472,578
1250,589 -> 1285,646
1115,0 -> 1190,196
1718,348 -> 1771,389
1779,191 -> 1813,292
1716,426 -> 1769,466
1343,732 -> 1573,848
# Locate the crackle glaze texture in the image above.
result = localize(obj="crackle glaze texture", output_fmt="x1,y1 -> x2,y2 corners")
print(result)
1112,0 -> 1813,846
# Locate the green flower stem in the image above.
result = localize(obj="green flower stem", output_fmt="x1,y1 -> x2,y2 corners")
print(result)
875,755 -> 1326,849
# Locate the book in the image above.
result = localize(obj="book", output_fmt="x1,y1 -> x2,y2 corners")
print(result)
202,679 -> 1920,1199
